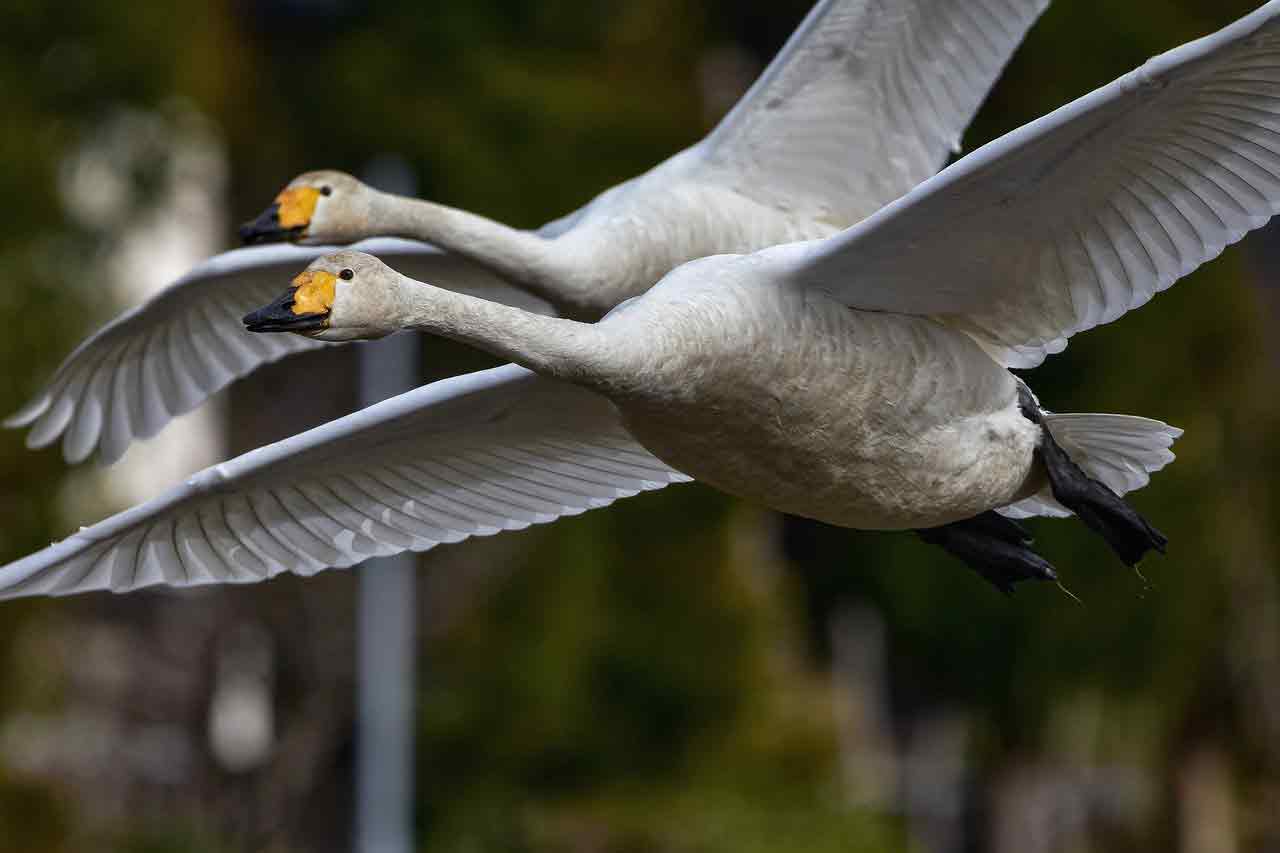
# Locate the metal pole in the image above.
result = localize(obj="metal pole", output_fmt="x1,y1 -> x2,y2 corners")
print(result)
355,331 -> 419,853
355,156 -> 419,853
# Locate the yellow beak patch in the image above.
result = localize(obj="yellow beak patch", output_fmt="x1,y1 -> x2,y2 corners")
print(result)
276,186 -> 322,230
291,270 -> 336,315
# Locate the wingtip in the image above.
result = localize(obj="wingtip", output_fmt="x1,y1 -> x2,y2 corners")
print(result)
3,394 -> 51,430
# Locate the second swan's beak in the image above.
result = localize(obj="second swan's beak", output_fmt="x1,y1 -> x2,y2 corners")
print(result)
239,202 -> 287,244
239,186 -> 322,244
243,270 -> 335,334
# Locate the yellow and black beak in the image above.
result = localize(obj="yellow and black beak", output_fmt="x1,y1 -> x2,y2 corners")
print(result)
243,270 -> 335,333
239,186 -> 322,244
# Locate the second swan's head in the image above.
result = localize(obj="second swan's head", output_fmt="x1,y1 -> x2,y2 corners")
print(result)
242,251 -> 405,342
239,170 -> 378,245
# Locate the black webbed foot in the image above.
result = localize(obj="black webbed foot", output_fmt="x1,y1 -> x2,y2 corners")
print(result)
917,511 -> 1059,595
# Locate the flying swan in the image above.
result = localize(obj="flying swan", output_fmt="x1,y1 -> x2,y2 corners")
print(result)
5,2 -> 1279,598
4,0 -> 1050,465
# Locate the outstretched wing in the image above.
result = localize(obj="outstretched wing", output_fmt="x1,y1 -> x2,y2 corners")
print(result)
0,364 -> 690,600
778,2 -> 1280,367
7,239 -> 551,464
690,0 -> 1051,226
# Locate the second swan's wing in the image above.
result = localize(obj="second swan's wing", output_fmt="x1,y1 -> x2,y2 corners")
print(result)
7,239 -> 551,464
690,0 -> 1052,226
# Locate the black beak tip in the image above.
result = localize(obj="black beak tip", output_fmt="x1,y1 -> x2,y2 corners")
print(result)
243,290 -> 329,334
242,307 -> 268,328
242,313 -> 276,333
239,203 -> 293,245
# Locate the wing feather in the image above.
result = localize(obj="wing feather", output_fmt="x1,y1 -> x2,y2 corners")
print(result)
6,239 -> 550,463
692,0 -> 1050,225
0,365 -> 690,600
780,3 -> 1280,365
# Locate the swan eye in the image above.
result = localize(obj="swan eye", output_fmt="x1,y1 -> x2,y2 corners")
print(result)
340,268 -> 354,281
320,186 -> 333,196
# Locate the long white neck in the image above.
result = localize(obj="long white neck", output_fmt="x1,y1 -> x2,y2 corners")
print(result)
367,190 -> 578,310
383,272 -> 618,389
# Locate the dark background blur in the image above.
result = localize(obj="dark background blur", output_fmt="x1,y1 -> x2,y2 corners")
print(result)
2,1 -> 1279,850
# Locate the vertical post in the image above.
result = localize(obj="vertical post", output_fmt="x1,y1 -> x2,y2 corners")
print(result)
355,156 -> 420,853
355,332 -> 419,853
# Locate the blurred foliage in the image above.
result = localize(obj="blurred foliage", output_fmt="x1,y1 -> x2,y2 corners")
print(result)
1,0 -> 1279,850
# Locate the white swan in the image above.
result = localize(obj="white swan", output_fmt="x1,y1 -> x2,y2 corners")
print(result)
10,0 -> 1280,599
5,0 -> 1051,464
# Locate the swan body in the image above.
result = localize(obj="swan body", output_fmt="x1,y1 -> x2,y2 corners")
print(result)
587,259 -> 1044,529
8,0 -> 1052,463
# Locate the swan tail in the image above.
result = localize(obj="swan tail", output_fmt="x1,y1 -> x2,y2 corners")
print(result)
1037,422 -> 1169,566
1000,412 -> 1183,520
1004,393 -> 1181,567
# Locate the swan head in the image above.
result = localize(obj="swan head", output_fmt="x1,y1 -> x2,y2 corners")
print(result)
239,170 -> 375,245
242,250 -> 406,342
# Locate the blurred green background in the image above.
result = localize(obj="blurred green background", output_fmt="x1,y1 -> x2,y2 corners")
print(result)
1,0 -> 1278,850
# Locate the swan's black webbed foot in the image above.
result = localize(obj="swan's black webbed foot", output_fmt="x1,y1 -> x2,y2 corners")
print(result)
1017,386 -> 1167,567
916,511 -> 1059,595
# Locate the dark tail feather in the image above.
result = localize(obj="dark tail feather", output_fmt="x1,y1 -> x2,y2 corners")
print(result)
917,511 -> 1058,595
